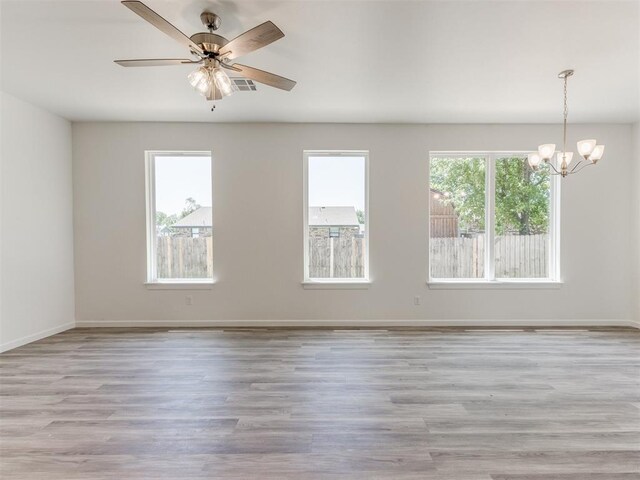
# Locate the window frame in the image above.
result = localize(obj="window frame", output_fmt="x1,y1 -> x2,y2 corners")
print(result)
303,150 -> 370,287
145,150 -> 214,286
428,151 -> 561,288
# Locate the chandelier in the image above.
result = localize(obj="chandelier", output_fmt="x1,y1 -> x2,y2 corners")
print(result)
527,70 -> 605,177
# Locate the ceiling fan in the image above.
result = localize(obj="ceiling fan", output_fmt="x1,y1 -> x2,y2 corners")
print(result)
115,1 -> 296,106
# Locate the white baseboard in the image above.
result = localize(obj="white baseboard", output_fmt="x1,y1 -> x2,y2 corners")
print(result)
0,322 -> 75,353
75,319 -> 640,329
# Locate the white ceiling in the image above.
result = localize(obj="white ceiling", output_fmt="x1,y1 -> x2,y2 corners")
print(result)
1,0 -> 638,123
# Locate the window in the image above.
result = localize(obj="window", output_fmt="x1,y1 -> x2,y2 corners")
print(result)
304,151 -> 369,282
146,151 -> 213,283
429,152 -> 559,283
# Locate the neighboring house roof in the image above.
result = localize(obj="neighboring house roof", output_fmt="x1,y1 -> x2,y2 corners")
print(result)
172,207 -> 212,228
309,206 -> 359,226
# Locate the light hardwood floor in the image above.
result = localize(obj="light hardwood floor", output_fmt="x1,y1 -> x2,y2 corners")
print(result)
1,327 -> 639,479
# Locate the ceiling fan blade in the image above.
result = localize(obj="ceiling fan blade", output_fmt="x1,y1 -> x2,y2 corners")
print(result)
218,21 -> 284,60
122,1 -> 204,56
115,58 -> 200,67
229,64 -> 296,91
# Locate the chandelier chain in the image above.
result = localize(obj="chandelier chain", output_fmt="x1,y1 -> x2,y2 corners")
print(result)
563,75 -> 568,157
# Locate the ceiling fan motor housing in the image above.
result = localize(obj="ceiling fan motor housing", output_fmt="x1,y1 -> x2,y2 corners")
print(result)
190,32 -> 228,55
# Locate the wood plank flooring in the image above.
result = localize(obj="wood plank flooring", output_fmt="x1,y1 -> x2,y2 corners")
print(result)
1,327 -> 639,479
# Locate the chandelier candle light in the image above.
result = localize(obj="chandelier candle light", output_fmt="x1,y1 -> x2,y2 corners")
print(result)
527,70 -> 605,177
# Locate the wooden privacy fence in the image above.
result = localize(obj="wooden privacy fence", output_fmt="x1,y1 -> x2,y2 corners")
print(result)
157,235 -> 366,279
430,235 -> 485,279
495,234 -> 549,278
430,234 -> 548,278
309,236 -> 365,278
155,233 -> 546,280
156,236 -> 213,279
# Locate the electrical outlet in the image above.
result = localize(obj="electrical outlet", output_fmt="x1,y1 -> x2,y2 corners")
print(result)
414,296 -> 421,306
185,295 -> 193,306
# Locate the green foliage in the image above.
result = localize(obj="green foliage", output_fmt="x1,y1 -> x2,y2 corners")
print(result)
495,157 -> 550,235
156,197 -> 202,234
430,157 -> 486,232
155,211 -> 178,230
356,209 -> 365,225
430,156 -> 549,235
180,197 -> 201,219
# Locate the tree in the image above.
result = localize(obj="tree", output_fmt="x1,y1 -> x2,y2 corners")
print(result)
356,209 -> 365,225
430,156 -> 549,235
180,197 -> 201,219
495,158 -> 550,235
155,211 -> 178,234
430,157 -> 486,232
156,197 -> 201,235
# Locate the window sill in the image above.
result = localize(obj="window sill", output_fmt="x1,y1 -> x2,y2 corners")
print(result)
302,280 -> 371,290
145,280 -> 215,290
427,280 -> 563,290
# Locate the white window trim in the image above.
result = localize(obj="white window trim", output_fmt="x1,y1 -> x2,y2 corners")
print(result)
428,279 -> 563,290
145,280 -> 214,290
145,150 -> 214,286
302,280 -> 372,290
427,151 -> 561,288
303,150 -> 370,286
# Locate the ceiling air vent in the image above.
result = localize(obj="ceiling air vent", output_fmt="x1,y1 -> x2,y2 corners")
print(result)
231,78 -> 257,91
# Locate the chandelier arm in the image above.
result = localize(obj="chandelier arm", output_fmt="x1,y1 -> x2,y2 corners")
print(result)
546,161 -> 561,175
568,161 -> 596,175
569,160 -> 583,174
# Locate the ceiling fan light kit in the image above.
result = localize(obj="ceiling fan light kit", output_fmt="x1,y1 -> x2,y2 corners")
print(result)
528,69 -> 605,177
115,1 -> 296,108
188,59 -> 238,100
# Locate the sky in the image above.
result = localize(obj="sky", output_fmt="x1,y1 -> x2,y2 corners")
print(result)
155,156 -> 212,215
308,155 -> 365,211
154,154 -> 366,215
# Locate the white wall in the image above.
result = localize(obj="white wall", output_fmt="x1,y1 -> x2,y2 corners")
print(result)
0,92 -> 75,351
72,122 -> 635,326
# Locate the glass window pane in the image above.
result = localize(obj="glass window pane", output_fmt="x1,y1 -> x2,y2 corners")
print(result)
494,156 -> 550,278
153,154 -> 212,280
429,156 -> 486,279
307,155 -> 366,279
